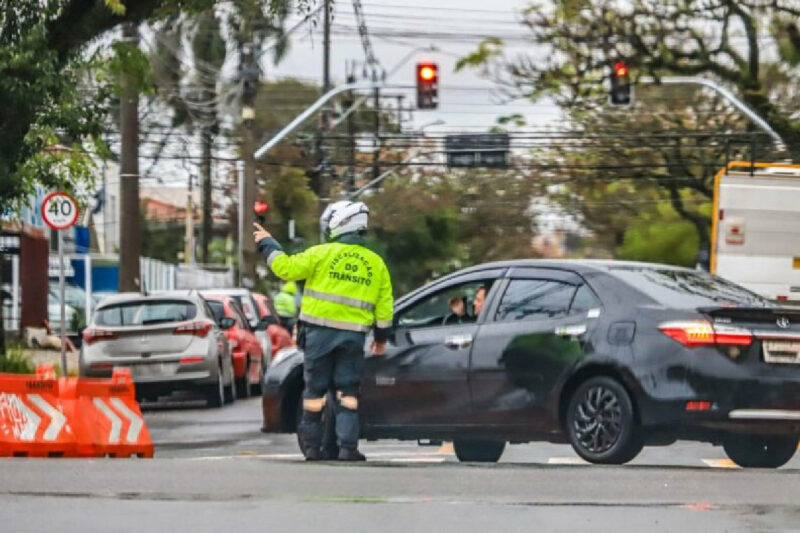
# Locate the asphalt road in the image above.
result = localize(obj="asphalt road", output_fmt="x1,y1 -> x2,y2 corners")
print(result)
3,396 -> 800,532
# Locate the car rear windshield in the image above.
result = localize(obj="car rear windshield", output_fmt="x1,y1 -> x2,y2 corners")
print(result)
95,300 -> 197,326
608,267 -> 770,308
611,267 -> 771,309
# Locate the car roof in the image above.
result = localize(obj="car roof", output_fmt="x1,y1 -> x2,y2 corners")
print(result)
446,258 -> 695,277
95,290 -> 199,308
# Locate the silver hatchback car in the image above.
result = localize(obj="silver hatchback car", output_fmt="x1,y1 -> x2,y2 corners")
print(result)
79,291 -> 236,407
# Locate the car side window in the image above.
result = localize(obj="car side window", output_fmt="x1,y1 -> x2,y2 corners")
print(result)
396,280 -> 493,329
570,284 -> 601,315
496,279 -> 576,321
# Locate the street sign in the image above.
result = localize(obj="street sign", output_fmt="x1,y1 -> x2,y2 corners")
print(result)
445,133 -> 510,168
40,191 -> 78,377
41,191 -> 79,230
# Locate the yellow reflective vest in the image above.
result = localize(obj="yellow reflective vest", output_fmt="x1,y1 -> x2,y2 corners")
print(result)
259,235 -> 393,340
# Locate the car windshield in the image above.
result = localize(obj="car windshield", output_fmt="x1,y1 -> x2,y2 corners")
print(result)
95,300 -> 197,326
608,267 -> 771,308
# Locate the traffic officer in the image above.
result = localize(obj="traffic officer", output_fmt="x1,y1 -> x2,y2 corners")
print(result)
252,200 -> 393,461
273,281 -> 299,334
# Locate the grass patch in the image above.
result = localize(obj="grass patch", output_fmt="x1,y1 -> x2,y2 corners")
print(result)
0,342 -> 35,374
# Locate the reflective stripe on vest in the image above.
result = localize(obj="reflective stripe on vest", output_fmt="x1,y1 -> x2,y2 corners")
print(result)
304,288 -> 376,311
299,312 -> 371,333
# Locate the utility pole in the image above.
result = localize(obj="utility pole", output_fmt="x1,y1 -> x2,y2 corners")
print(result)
200,128 -> 213,264
345,68 -> 356,193
372,85 -> 380,180
240,41 -> 258,288
185,174 -> 195,264
119,23 -> 141,292
316,0 -> 332,218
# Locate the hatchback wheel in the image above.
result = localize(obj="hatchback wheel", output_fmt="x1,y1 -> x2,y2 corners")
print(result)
224,362 -> 237,404
206,364 -> 225,408
722,434 -> 798,468
566,376 -> 643,465
236,358 -> 252,398
453,439 -> 505,463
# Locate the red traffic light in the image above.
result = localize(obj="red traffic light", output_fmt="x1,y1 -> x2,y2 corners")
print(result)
614,61 -> 629,78
419,65 -> 436,82
253,201 -> 269,214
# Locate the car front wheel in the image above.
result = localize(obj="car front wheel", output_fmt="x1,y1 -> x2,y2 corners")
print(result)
722,435 -> 798,468
566,376 -> 643,465
453,439 -> 505,463
206,363 -> 225,408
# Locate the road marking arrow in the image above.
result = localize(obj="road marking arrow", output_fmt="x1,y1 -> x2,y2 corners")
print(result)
27,394 -> 66,441
93,397 -> 121,444
109,397 -> 143,443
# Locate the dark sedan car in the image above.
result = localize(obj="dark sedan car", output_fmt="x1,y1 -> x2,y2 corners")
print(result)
262,260 -> 800,467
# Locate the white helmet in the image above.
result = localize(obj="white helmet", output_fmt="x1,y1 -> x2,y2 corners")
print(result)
320,200 -> 369,240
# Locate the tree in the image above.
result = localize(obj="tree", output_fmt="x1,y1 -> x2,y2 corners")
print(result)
459,0 -> 800,158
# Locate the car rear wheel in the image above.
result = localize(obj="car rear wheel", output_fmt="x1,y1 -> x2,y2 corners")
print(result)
206,363 -> 225,408
453,439 -> 505,463
249,357 -> 264,396
566,376 -> 643,465
236,357 -> 252,398
722,434 -> 798,468
224,363 -> 237,404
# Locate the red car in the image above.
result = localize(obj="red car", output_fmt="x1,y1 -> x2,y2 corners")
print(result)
253,292 -> 294,360
204,294 -> 264,398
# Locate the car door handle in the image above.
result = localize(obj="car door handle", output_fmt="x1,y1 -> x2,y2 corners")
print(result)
555,324 -> 587,337
444,334 -> 473,349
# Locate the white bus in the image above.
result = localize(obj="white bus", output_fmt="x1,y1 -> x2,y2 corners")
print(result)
711,161 -> 800,302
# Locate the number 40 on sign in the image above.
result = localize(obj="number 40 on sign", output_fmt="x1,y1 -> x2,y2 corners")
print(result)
41,192 -> 79,230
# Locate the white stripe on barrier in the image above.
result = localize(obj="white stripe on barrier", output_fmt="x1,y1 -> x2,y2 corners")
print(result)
0,393 -> 41,442
93,397 -> 121,444
109,397 -> 143,443
27,394 -> 65,442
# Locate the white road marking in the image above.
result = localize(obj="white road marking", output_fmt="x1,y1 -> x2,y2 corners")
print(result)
702,458 -> 739,469
110,397 -> 144,443
547,457 -> 589,465
27,394 -> 66,441
93,397 -> 122,444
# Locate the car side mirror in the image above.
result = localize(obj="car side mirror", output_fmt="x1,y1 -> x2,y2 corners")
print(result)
219,317 -> 236,330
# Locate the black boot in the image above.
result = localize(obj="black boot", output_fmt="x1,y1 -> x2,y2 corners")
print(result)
298,410 -> 323,461
338,447 -> 366,462
304,447 -> 323,461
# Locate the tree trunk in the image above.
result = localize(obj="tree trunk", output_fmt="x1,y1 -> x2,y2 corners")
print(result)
118,23 -> 142,292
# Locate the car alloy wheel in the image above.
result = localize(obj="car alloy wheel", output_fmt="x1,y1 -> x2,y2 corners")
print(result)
566,376 -> 643,464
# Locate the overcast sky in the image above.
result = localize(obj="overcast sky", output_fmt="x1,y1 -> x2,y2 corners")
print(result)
263,0 -> 560,132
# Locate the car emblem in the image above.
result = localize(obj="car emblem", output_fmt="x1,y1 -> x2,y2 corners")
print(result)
777,317 -> 791,329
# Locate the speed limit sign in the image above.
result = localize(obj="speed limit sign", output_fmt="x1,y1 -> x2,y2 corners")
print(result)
41,191 -> 79,230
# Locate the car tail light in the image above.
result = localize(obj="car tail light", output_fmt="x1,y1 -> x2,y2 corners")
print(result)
179,356 -> 206,365
685,401 -> 713,411
82,328 -> 118,345
658,320 -> 752,347
173,321 -> 213,338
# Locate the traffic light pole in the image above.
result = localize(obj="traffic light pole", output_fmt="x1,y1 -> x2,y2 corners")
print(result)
640,76 -> 786,152
254,82 -> 415,161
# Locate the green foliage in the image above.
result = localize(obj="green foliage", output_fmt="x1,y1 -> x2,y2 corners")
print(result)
0,343 -> 34,374
616,203 -> 703,267
262,167 -> 319,245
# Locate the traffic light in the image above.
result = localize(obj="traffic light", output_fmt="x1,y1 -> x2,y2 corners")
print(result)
609,61 -> 633,106
253,200 -> 268,224
416,62 -> 438,110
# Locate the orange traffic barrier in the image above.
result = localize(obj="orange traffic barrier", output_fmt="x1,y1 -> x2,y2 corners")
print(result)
0,372 -> 76,457
60,368 -> 153,458
0,367 -> 153,458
